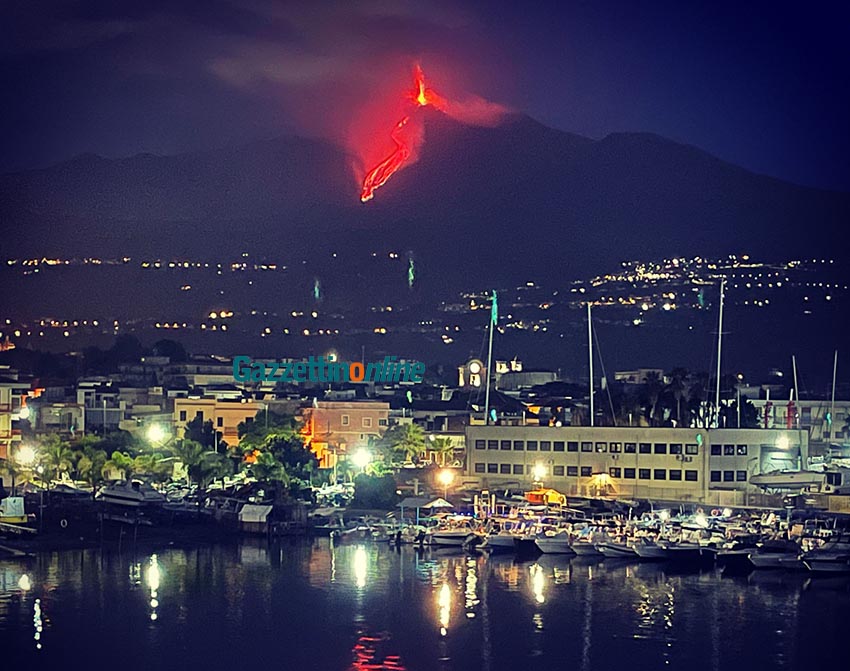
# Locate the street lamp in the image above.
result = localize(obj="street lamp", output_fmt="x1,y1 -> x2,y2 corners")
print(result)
438,468 -> 454,499
16,444 -> 36,468
351,449 -> 371,472
532,462 -> 546,486
147,423 -> 166,445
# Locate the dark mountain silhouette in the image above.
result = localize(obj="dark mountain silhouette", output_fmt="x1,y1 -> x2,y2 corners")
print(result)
1,110 -> 845,287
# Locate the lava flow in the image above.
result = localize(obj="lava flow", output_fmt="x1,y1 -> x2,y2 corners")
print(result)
360,66 -> 444,203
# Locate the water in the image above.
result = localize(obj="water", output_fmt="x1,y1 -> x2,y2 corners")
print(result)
2,540 -> 848,670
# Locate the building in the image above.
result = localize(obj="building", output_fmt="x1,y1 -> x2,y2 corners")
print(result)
0,370 -> 30,462
464,424 -> 808,506
300,401 -> 390,469
613,368 -> 667,384
173,398 -> 262,447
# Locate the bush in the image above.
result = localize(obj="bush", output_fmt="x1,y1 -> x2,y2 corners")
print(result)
351,473 -> 399,510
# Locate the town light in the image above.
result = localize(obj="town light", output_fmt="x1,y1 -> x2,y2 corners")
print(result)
532,463 -> 547,482
438,468 -> 454,498
147,423 -> 167,444
16,444 -> 36,467
776,435 -> 790,450
351,449 -> 371,470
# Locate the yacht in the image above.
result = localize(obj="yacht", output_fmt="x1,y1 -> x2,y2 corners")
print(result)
748,539 -> 802,570
802,534 -> 850,574
96,480 -> 166,507
596,540 -> 637,559
535,531 -> 574,554
633,538 -> 667,560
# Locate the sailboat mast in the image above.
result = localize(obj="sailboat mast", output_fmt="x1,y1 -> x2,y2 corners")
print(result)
588,302 -> 594,427
484,290 -> 496,425
714,278 -> 725,427
830,350 -> 838,442
792,354 -> 800,428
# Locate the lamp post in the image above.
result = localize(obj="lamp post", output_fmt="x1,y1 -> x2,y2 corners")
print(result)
351,449 -> 371,474
438,468 -> 455,499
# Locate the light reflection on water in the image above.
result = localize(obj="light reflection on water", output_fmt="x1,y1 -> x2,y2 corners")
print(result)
1,540 -> 849,669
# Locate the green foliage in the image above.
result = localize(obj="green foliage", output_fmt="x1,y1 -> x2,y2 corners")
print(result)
378,423 -> 426,463
429,437 -> 455,466
170,439 -> 233,488
38,434 -> 74,484
238,410 -> 298,445
251,451 -> 289,485
103,451 -> 135,480
184,416 -> 223,451
351,473 -> 399,510
71,436 -> 109,492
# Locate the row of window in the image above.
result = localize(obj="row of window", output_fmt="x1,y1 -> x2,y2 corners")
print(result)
474,439 -> 700,455
179,410 -> 225,427
473,463 -> 700,481
340,415 -> 388,428
710,444 -> 749,456
710,470 -> 749,482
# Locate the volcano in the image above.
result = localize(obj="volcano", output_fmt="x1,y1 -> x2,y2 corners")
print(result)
1,111 -> 846,288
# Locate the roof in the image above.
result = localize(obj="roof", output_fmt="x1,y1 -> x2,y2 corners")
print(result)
398,496 -> 453,509
239,504 -> 273,522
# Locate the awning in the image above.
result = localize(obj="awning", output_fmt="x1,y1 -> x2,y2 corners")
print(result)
239,504 -> 273,523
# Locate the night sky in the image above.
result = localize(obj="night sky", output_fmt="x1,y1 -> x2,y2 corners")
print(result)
2,0 -> 849,191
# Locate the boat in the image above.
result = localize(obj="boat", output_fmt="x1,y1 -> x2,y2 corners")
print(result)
96,480 -> 166,507
429,527 -> 479,547
0,496 -> 28,524
596,540 -> 637,559
748,539 -> 801,570
803,534 -> 850,574
535,532 -> 575,554
657,540 -> 705,562
633,538 -> 667,561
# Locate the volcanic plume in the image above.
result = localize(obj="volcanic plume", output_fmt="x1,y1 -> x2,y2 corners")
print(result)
359,64 -> 507,203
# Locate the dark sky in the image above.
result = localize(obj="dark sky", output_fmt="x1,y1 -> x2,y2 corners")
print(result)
2,0 -> 848,190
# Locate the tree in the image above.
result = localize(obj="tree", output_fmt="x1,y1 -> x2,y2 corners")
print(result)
251,451 -> 289,486
73,436 -> 109,497
380,424 -> 426,463
665,368 -> 691,425
151,339 -> 187,362
39,434 -> 74,486
642,372 -> 664,426
429,437 -> 455,467
185,416 -> 222,451
170,439 -> 230,488
103,451 -> 135,481
351,473 -> 399,509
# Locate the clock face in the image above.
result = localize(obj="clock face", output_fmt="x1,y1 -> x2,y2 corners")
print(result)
468,361 -> 481,374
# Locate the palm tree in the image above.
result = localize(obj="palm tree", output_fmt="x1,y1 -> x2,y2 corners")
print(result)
251,451 -> 289,486
665,368 -> 690,426
643,372 -> 664,426
74,442 -> 108,498
39,434 -> 74,487
429,437 -> 455,467
103,451 -> 135,481
385,423 -> 426,463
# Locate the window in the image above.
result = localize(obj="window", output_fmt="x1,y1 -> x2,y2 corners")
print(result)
500,464 -> 511,474
527,440 -> 538,451
580,466 -> 592,477
685,443 -> 698,455
554,441 -> 565,452
624,442 -> 637,454
341,415 -> 350,426
654,469 -> 666,480
378,418 -> 388,426
736,470 -> 747,482
362,417 -> 372,428
595,442 -> 607,453
610,442 -> 622,453
567,441 -> 579,452
581,441 -> 593,452
540,441 -> 552,452
553,465 -> 565,476
711,444 -> 722,456
624,468 -> 636,479
724,444 -> 735,456
475,440 -> 486,450
487,463 -> 498,474
669,469 -> 682,481
195,410 -> 204,420
639,443 -> 651,454
475,463 -> 485,473
179,410 -> 187,422
736,444 -> 748,456
685,470 -> 698,481
723,470 -> 734,482
654,443 -> 667,455
513,440 -> 524,451
639,468 -> 651,480
513,464 -> 525,475
500,440 -> 511,451
710,470 -> 721,482
216,417 -> 223,428
669,443 -> 682,455
609,467 -> 622,478
487,440 -> 498,450
567,466 -> 578,476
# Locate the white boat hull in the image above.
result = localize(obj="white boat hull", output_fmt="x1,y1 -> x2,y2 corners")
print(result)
597,542 -> 636,559
749,552 -> 797,569
535,537 -> 574,554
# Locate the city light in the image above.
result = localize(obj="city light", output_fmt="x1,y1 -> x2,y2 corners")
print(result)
351,450 -> 371,470
16,445 -> 36,467
147,424 -> 166,444
532,463 -> 547,482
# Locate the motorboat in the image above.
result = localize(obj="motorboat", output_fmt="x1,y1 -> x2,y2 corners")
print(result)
803,534 -> 850,574
657,540 -> 705,562
96,480 -> 166,507
535,531 -> 575,554
429,527 -> 479,547
633,538 -> 667,561
748,539 -> 801,570
596,540 -> 637,559
571,541 -> 603,557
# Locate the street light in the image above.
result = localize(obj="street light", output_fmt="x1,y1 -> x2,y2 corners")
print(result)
532,462 -> 546,485
147,423 -> 166,445
16,444 -> 36,468
351,449 -> 371,471
438,468 -> 454,499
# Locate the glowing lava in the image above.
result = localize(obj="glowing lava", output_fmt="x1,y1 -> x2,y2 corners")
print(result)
360,65 -> 444,203
360,116 -> 412,203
